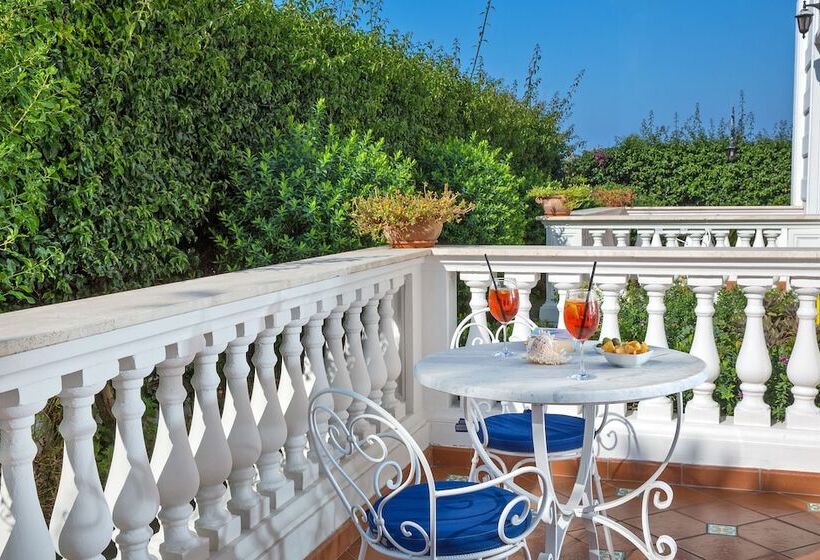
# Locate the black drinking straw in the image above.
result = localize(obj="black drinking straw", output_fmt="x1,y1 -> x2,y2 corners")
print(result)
483,254 -> 508,323
578,261 -> 598,332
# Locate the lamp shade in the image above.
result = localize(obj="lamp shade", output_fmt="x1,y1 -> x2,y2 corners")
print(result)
797,9 -> 814,37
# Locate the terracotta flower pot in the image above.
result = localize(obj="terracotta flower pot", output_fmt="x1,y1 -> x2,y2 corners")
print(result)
536,195 -> 571,217
384,220 -> 444,248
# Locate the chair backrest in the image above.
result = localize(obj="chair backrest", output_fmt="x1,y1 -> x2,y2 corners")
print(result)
309,388 -> 439,556
450,308 -> 537,349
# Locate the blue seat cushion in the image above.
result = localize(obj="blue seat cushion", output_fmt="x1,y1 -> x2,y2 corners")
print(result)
479,411 -> 585,454
368,480 -> 530,555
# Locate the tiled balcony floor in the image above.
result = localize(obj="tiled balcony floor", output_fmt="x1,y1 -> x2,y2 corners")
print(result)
338,466 -> 820,560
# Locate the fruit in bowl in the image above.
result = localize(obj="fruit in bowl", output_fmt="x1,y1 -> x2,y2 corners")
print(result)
596,338 -> 654,367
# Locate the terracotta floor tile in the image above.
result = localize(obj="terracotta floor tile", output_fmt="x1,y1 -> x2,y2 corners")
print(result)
783,541 -> 820,558
677,534 -> 772,560
739,519 -> 820,552
781,512 -> 820,536
624,510 -> 708,540
679,500 -> 769,526
728,492 -> 811,518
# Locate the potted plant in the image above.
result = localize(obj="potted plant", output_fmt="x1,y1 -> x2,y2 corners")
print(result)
527,180 -> 592,216
351,187 -> 473,248
591,185 -> 636,208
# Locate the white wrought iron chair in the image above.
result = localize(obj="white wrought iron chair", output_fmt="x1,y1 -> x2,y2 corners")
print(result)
452,309 -> 613,552
309,387 -> 549,559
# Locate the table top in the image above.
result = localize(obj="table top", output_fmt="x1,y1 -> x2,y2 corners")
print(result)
414,342 -> 708,405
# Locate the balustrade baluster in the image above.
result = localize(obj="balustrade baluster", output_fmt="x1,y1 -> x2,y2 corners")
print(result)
589,229 -> 606,247
0,396 -> 55,560
509,273 -> 539,340
279,310 -> 318,489
305,301 -> 334,467
553,276 -> 581,330
613,229 -> 630,247
662,230 -> 680,247
636,279 -> 673,421
251,317 -> 295,508
222,322 -> 269,529
763,229 -> 782,247
345,291 -> 374,435
363,287 -> 389,404
734,279 -> 773,427
324,296 -> 354,424
50,369 -> 114,560
736,229 -> 755,247
686,230 -> 704,247
702,229 -> 714,247
460,273 -> 492,345
151,340 -> 209,560
637,229 -> 654,247
599,278 -> 626,341
685,279 -> 723,424
785,282 -> 820,430
651,229 -> 663,247
106,353 -> 163,560
190,330 -> 240,549
753,228 -> 766,248
712,229 -> 730,247
381,278 -> 405,418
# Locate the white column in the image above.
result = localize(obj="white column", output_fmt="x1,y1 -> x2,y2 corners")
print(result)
279,310 -> 317,490
381,279 -> 405,418
612,229 -> 630,247
460,273 -> 492,345
151,341 -> 209,560
637,229 -> 654,247
304,301 -> 334,467
636,278 -> 673,421
702,229 -> 714,247
589,229 -> 606,247
508,273 -> 539,340
363,288 -> 389,404
736,229 -> 755,247
662,229 -> 680,247
685,279 -> 723,424
753,228 -> 766,248
712,229 -> 730,247
734,279 -> 773,427
251,318 -> 295,509
50,379 -> 114,560
763,229 -> 782,247
222,323 -> 269,529
599,277 -> 626,341
107,353 -> 162,560
0,398 -> 54,560
345,291 -> 373,434
785,281 -> 820,430
686,230 -> 704,247
190,332 -> 240,549
650,229 -> 663,247
324,296 -> 354,424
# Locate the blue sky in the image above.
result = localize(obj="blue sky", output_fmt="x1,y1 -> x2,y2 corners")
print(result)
379,0 -> 796,148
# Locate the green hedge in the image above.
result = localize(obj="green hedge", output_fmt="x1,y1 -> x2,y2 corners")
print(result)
0,0 -> 571,308
567,135 -> 791,207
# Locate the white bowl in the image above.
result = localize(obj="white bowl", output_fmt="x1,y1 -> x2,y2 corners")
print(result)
601,348 -> 655,368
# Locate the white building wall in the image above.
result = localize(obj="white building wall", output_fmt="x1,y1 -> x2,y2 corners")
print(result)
792,0 -> 820,213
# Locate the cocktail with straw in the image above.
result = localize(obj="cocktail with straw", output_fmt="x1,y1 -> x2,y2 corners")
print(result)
484,255 -> 520,358
564,262 -> 600,380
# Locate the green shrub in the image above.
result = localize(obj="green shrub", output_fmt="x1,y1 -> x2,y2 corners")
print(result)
213,102 -> 416,270
418,135 -> 529,245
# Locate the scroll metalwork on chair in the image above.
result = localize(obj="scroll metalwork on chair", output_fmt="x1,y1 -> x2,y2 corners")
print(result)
309,387 -> 548,559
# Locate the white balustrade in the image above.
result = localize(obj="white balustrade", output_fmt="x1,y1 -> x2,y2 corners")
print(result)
305,300 -> 334,466
363,288 -> 389,404
106,352 -> 162,560
663,230 -> 680,247
637,229 -> 654,246
598,278 -> 626,341
279,310 -> 317,490
344,291 -> 373,436
685,279 -> 723,424
753,228 -> 766,248
251,316 -> 295,508
733,280 -> 773,427
152,341 -> 209,560
712,228 -> 730,247
324,296 -> 354,424
190,331 -> 239,549
736,229 -> 755,247
460,273 -> 492,345
380,278 -> 405,418
552,275 -> 581,330
613,229 -> 630,247
763,229 -> 782,247
589,229 -> 606,247
508,273 -> 539,340
785,281 -> 820,430
636,278 -> 673,421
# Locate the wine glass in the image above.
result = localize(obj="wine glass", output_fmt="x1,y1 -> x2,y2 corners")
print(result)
488,277 -> 520,358
563,288 -> 600,380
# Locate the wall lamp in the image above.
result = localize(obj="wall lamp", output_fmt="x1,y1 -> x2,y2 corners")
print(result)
796,1 -> 820,38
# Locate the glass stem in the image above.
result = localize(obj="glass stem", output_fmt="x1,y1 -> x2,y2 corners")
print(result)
503,324 -> 509,355
579,341 -> 586,375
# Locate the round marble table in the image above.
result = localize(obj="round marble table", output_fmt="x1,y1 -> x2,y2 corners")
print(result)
415,341 -> 707,560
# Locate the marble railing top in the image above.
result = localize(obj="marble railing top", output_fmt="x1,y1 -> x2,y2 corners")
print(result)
0,247 -> 429,358
537,205 -> 814,224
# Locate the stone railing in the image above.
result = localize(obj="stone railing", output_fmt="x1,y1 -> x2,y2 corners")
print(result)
539,205 -> 820,248
0,247 -> 430,560
2,245 -> 820,559
427,246 -> 820,474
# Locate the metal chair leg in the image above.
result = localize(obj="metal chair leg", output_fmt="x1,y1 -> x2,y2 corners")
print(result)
592,461 -> 615,557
